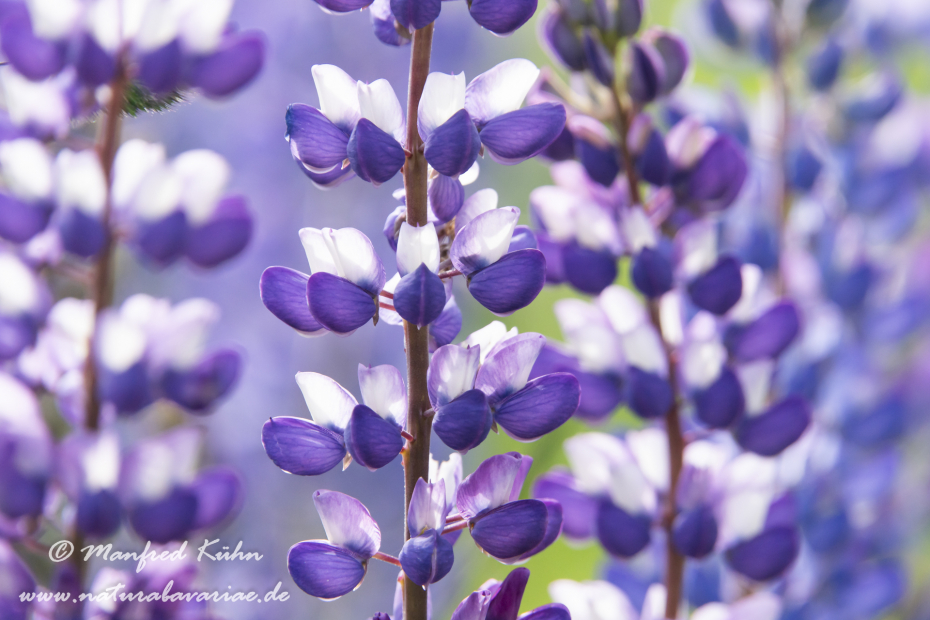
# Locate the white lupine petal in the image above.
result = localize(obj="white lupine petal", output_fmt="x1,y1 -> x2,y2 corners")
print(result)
564,432 -> 626,495
177,0 -> 233,53
464,59 -> 539,125
148,298 -> 219,369
607,452 -> 655,514
681,339 -> 725,389
97,312 -> 148,373
597,285 -> 648,334
530,185 -> 579,243
1,70 -> 71,139
295,372 -> 358,432
658,291 -> 683,346
728,263 -> 765,321
729,592 -> 781,620
450,207 -> 519,273
666,115 -> 716,169
129,428 -> 202,501
627,427 -> 669,491
430,452 -> 462,507
430,343 -> 481,404
314,490 -> 381,556
548,580 -> 638,620
574,202 -> 622,253
358,79 -> 405,142
459,161 -> 480,185
83,432 -> 120,491
0,372 -> 44,436
312,65 -> 361,131
358,364 -> 407,426
737,360 -> 773,415
396,222 -> 440,275
455,188 -> 498,233
620,206 -> 657,252
133,166 -> 183,221
554,299 -> 622,373
0,254 -> 40,315
27,0 -> 83,39
0,138 -> 53,202
172,149 -> 230,225
327,227 -> 384,291
134,0 -> 180,52
378,273 -> 403,326
676,219 -> 718,279
719,489 -> 771,545
299,228 -> 338,275
55,149 -> 107,216
621,325 -> 667,376
112,140 -> 168,210
639,584 -> 669,620
417,72 -> 466,140
691,602 -> 730,620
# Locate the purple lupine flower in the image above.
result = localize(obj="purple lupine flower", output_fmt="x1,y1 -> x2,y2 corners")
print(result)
394,222 -> 446,327
288,490 -> 381,600
0,540 -> 36,620
454,568 -> 571,620
58,431 -> 122,539
400,478 -> 454,585
0,252 -> 49,361
0,138 -> 55,243
0,372 -> 52,519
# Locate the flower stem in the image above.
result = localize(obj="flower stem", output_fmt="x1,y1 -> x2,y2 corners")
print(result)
770,1 -> 792,297
374,551 -> 403,567
401,22 -> 435,620
83,61 -> 129,432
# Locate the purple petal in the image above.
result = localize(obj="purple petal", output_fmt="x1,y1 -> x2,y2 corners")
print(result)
626,41 -> 665,104
471,499 -> 549,562
287,541 -> 367,600
185,194 -> 252,268
533,471 -> 597,540
434,389 -> 492,452
429,296 -> 462,350
260,267 -> 324,335
487,567 -> 529,620
135,211 -> 187,267
635,129 -> 670,185
0,443 -> 46,518
577,137 -> 620,187
650,31 -> 689,94
348,118 -> 406,185
520,604 -> 571,620
451,207 -> 520,275
58,208 -> 105,258
562,243 -> 618,294
684,135 -> 747,212
575,371 -> 623,421
631,247 -> 673,298
0,193 -> 51,243
391,0 -> 441,31
75,33 -> 115,87
399,529 -> 454,586
313,489 -> 382,557
297,160 -> 355,188
424,109 -> 481,177
583,31 -> 614,86
736,396 -> 811,457
508,226 -> 537,252
358,364 -> 407,427
476,333 -> 546,406
672,505 -> 717,558
478,104 -> 566,165
687,256 -> 742,315
615,0 -> 644,36
456,452 -> 524,519
128,487 -> 198,543
191,467 -> 242,530
76,489 -> 121,539
0,540 -> 36,618
137,40 -> 182,94
807,38 -> 843,91
625,366 -> 672,419
307,272 -> 377,334
726,527 -> 799,581
429,174 -> 465,223
286,104 -> 350,173
371,0 -> 410,46
728,302 -> 801,362
469,0 -> 538,35
495,373 -> 579,441
595,499 -> 652,557
541,10 -> 586,71
261,417 -> 347,476
515,499 -> 562,561
161,349 -> 241,412
469,249 -> 546,316
693,366 -> 744,429
0,12 -> 65,81
0,316 -> 37,361
314,0 -> 374,10
188,32 -> 265,98
344,405 -> 404,471
98,361 -> 153,415
393,264 -> 447,327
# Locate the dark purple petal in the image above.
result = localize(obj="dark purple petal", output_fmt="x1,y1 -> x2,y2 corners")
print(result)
433,389 -> 492,452
626,42 -> 664,104
562,242 -> 617,294
684,135 -> 747,212
137,39 -> 182,94
614,0 -> 643,36
424,109 -> 481,177
188,32 -> 265,98
486,567 -> 529,620
515,499 -> 562,561
393,264 -> 447,327
429,296 -> 462,350
98,361 -> 153,415
508,225 -> 538,252
521,605 -> 571,620
347,118 -> 406,185
541,10 -> 586,72
533,471 -> 597,540
708,0 -> 739,46
191,467 -> 242,530
495,373 -> 579,441
687,256 -> 743,315
596,499 -> 651,557
59,209 -> 106,258
128,487 -> 198,543
314,0 -> 373,11
186,194 -> 253,268
672,505 -> 717,558
0,441 -> 45,518
807,38 -> 843,91
76,489 -> 121,539
261,417 -> 347,476
383,205 -> 406,252
625,366 -> 672,419
726,527 -> 799,581
391,0 -> 441,30
0,316 -> 36,361
575,371 -> 623,421
577,138 -> 620,187
728,302 -> 801,362
631,247 -> 673,298
583,31 -> 613,86
296,159 -> 355,188
470,500 -> 549,563
372,0 -> 409,47
843,397 -> 905,447
0,540 -> 36,618
307,272 -> 377,334
806,0 -> 848,27
536,233 -> 566,283
135,211 -> 188,267
635,129 -> 670,186
399,529 -> 454,586
344,405 -> 404,471
429,174 -> 465,223
288,541 -> 367,600
651,31 -> 689,94
0,193 -> 50,243
736,395 -> 811,457
468,249 -> 546,315
161,349 -> 241,412
75,33 -> 115,87
286,104 -> 350,173
0,12 -> 65,81
479,104 -> 567,165
540,125 -> 576,161
693,366 -> 744,428
469,0 -> 537,34
260,266 -> 324,334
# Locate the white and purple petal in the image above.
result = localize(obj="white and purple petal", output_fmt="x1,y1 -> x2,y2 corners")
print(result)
399,529 -> 454,586
294,371 -> 358,432
286,103 -> 350,174
358,363 -> 407,426
394,264 -> 447,327
470,499 -> 549,563
476,333 -> 545,405
312,64 -> 362,132
456,452 -> 524,518
418,72 -> 466,141
450,207 -> 519,275
260,267 -> 325,335
397,222 -> 440,276
433,389 -> 492,452
428,343 -> 481,407
424,109 -> 481,177
468,249 -> 547,315
736,396 -> 811,457
313,489 -> 381,558
347,119 -> 406,185
191,467 -> 242,530
533,471 -> 597,540
464,59 -> 540,127
188,32 -> 265,98
185,194 -> 252,268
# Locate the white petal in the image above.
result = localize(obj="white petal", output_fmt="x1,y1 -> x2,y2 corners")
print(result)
417,72 -> 466,141
463,321 -> 516,363
313,489 -> 381,556
312,65 -> 361,131
665,115 -> 716,169
549,580 -> 638,620
658,291 -> 683,346
378,273 -> 404,326
132,165 -> 183,221
0,254 -> 40,315
597,285 -> 648,334
691,603 -> 730,620
82,432 -> 120,492
627,427 -> 669,492
458,161 -> 480,186
299,228 -> 338,275
429,343 -> 481,405
177,0 -> 234,53
97,311 -> 148,373
675,219 -> 718,279
455,188 -> 498,233
358,364 -> 407,426
330,227 -> 385,292
450,206 -> 519,274
0,69 -> 71,139
574,201 -> 623,253
620,206 -> 657,252
554,299 -> 623,373
358,79 -> 406,143
0,138 -> 53,201
146,297 -> 219,370
736,360 -> 773,415
134,0 -> 180,52
465,58 -> 539,125
681,319 -> 726,390
430,452 -> 462,507
55,149 -> 107,216
112,140 -> 167,211
639,584 -> 668,620
295,372 -> 358,432
26,0 -> 83,39
530,185 -> 579,243
396,222 -> 440,275
171,149 -> 230,225
729,592 -> 781,620
621,325 -> 667,376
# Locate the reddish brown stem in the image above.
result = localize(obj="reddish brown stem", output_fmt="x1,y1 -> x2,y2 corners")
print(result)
441,520 -> 469,535
374,551 -> 403,567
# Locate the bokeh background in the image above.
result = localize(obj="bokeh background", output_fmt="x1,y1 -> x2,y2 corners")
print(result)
107,0 -> 930,618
